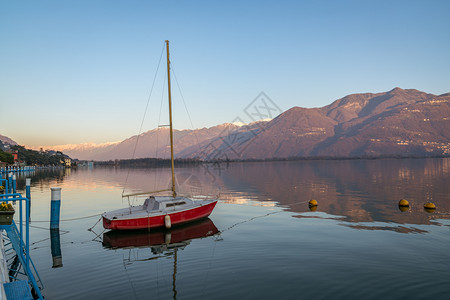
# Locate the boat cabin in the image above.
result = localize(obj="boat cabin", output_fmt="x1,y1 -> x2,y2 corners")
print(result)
143,196 -> 193,212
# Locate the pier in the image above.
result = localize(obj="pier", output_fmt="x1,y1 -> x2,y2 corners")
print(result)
0,167 -> 36,174
0,174 -> 43,299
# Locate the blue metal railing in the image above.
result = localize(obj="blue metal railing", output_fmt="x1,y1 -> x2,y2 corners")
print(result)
0,175 -> 43,299
0,166 -> 36,174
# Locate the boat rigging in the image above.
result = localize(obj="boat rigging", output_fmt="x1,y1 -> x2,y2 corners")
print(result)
102,40 -> 218,230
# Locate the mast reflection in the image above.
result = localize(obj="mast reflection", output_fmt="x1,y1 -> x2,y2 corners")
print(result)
102,218 -> 219,300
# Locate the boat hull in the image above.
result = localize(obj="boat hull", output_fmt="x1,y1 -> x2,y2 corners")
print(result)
103,200 -> 217,230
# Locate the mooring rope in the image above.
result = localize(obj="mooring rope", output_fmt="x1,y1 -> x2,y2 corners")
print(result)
88,215 -> 103,232
89,226 -> 106,242
218,199 -> 310,234
16,213 -> 103,223
220,210 -> 280,234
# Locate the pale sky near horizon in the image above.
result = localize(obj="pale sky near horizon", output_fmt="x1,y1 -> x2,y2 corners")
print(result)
1,0 -> 449,147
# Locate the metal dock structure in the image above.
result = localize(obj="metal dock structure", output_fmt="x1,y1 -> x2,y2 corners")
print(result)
0,167 -> 36,175
0,174 -> 43,299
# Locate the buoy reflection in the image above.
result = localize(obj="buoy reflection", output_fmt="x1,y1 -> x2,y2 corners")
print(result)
309,205 -> 318,212
398,206 -> 409,212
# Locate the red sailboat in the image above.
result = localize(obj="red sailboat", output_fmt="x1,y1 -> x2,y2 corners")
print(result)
102,41 -> 218,230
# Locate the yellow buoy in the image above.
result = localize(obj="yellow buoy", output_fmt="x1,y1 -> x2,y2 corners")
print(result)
308,199 -> 318,207
398,199 -> 409,207
424,202 -> 436,209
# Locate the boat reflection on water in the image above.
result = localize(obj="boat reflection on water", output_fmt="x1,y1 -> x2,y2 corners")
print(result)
102,218 -> 219,300
102,218 -> 219,253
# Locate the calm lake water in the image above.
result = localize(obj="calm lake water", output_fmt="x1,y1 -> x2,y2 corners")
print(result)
8,158 -> 450,299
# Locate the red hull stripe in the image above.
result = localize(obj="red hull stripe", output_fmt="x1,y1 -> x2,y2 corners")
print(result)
103,201 -> 217,230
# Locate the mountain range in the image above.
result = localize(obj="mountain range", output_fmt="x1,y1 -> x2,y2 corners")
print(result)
8,87 -> 450,160
0,134 -> 17,147
234,87 -> 450,159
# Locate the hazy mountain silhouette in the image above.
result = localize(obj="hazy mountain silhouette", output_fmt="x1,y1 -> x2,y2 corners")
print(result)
209,87 -> 449,159
0,134 -> 18,146
17,87 -> 450,160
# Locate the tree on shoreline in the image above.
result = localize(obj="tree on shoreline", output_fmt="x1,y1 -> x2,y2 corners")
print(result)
11,145 -> 66,166
0,149 -> 14,164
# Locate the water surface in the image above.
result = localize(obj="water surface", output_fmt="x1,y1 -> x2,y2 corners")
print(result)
9,158 -> 450,299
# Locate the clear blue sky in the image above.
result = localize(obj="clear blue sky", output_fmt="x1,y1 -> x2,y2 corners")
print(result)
1,0 -> 449,146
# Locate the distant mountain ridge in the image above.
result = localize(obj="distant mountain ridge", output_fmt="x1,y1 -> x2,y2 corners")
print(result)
27,142 -> 120,159
80,122 -> 266,160
0,134 -> 18,146
21,87 -> 450,160
230,87 -> 449,159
